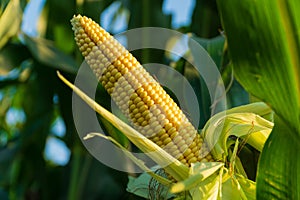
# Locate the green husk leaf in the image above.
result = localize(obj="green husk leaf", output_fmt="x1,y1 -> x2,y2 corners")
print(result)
57,71 -> 189,181
203,108 -> 274,161
170,162 -> 224,194
127,166 -> 175,199
221,174 -> 256,200
84,132 -> 172,186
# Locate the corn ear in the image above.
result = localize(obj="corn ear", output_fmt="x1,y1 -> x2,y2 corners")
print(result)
70,15 -> 214,166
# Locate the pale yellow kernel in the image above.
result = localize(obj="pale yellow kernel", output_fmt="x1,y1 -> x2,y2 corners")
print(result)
104,48 -> 110,55
133,97 -> 141,104
151,107 -> 161,116
107,65 -> 114,71
130,93 -> 138,100
137,117 -> 145,124
188,157 -> 197,164
185,137 -> 194,146
102,57 -> 108,64
181,159 -> 187,164
157,114 -> 165,121
154,126 -> 164,133
170,131 -> 178,139
152,136 -> 160,142
136,101 -> 144,108
144,113 -> 151,121
121,68 -> 128,74
111,68 -> 118,76
127,62 -> 133,68
165,144 -> 177,152
139,105 -> 148,113
149,116 -> 158,124
141,120 -> 148,126
153,125 -> 162,134
163,137 -> 172,145
120,80 -> 128,88
183,149 -> 192,157
145,84 -> 152,91
173,135 -> 182,144
160,133 -> 169,141
156,97 -> 162,104
167,127 -> 177,135
115,72 -> 122,79
120,91 -> 127,98
176,139 -> 186,148
120,103 -> 129,111
79,39 -> 85,44
141,109 -> 150,117
146,99 -> 154,107
172,150 -> 181,157
164,123 -> 173,131
79,28 -> 84,34
177,155 -> 184,160
136,87 -> 144,95
191,146 -> 198,153
134,113 -> 141,119
86,47 -> 91,53
132,108 -> 139,115
107,88 -> 113,93
105,72 -> 111,78
186,152 -> 195,161
179,144 -> 188,153
148,89 -> 155,97
88,42 -> 94,47
79,46 -> 85,52
100,44 -> 105,50
124,85 -> 131,91
129,104 -> 135,111
82,33 -> 87,39
109,77 -> 115,82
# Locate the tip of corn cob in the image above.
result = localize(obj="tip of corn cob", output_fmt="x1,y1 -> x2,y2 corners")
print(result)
71,15 -> 214,166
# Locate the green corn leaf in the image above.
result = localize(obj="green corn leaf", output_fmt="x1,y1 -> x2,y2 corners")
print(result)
23,35 -> 78,73
217,0 -> 300,198
256,116 -> 300,199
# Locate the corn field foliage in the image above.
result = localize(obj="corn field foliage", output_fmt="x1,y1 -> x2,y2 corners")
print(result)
0,0 -> 299,199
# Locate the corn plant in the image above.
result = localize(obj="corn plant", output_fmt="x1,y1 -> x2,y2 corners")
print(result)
58,15 -> 275,199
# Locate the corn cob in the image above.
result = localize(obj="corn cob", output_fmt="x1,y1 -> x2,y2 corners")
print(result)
71,15 -> 214,167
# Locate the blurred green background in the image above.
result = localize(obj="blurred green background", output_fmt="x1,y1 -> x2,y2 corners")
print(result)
0,0 -> 249,199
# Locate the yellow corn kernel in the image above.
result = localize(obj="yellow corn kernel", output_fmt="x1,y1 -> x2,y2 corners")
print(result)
71,15 -> 214,166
